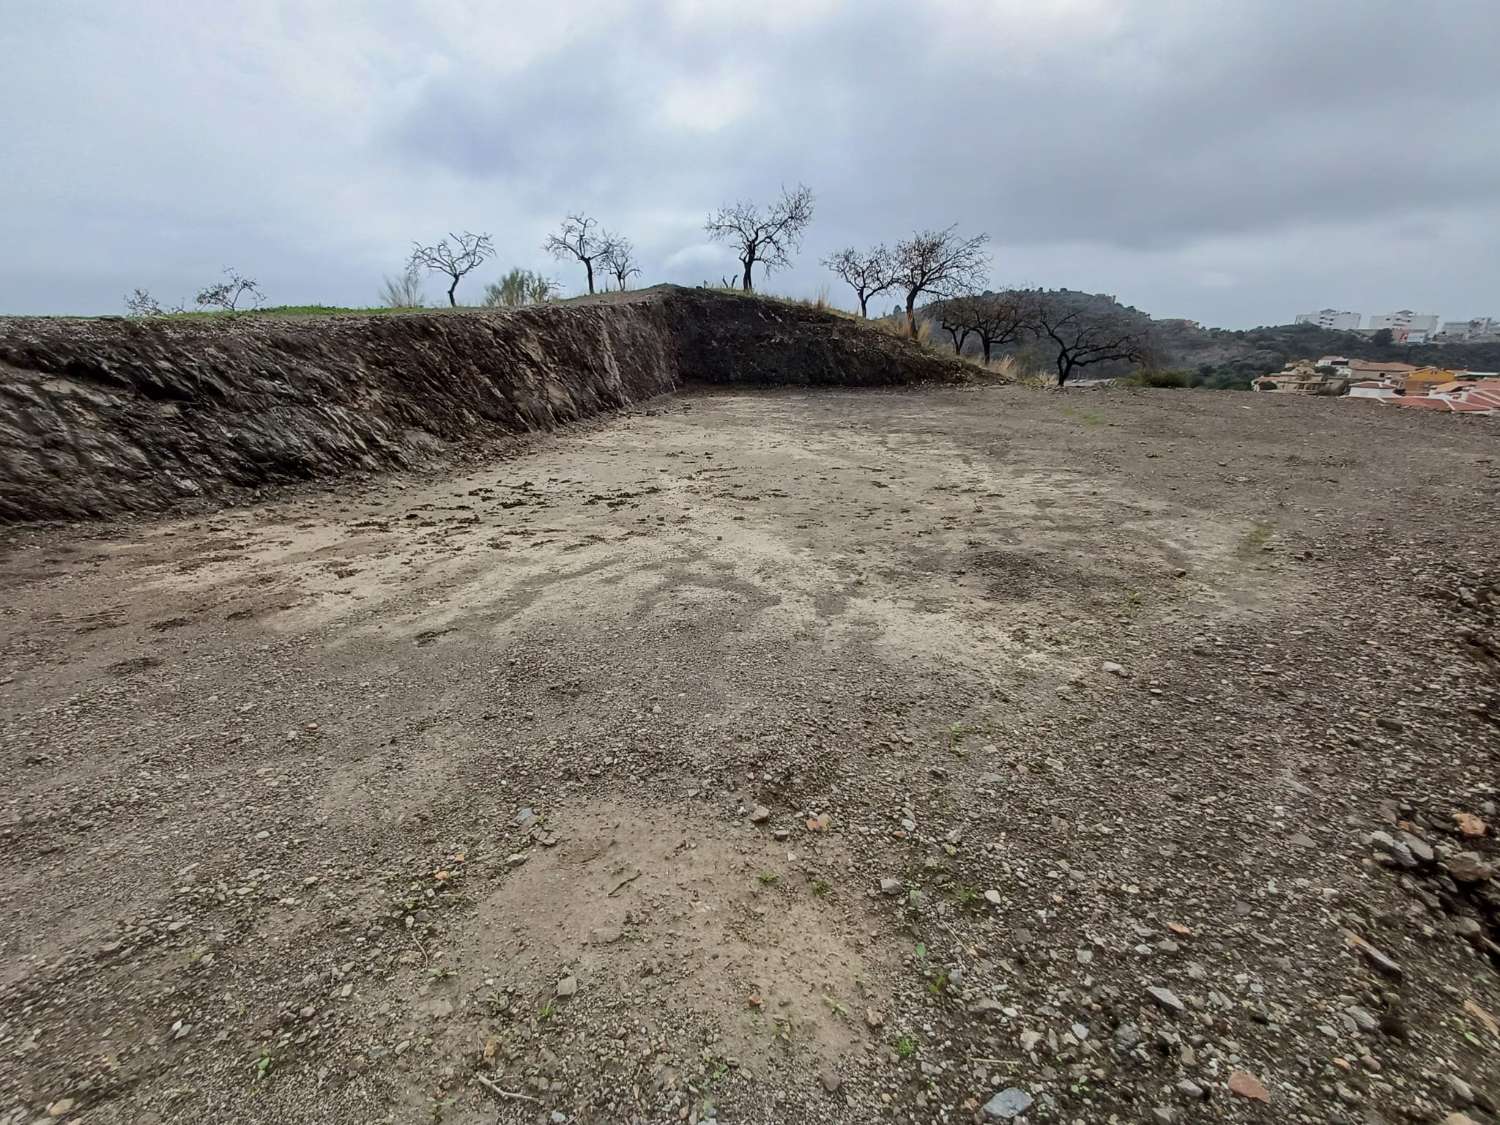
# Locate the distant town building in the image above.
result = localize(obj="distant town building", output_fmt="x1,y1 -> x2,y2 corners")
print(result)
1252,360 -> 1349,396
1347,360 -> 1417,384
1295,308 -> 1362,330
1438,317 -> 1499,340
1348,381 -> 1399,401
1381,378 -> 1500,415
1404,367 -> 1462,395
1258,353 -> 1500,416
1346,369 -> 1500,415
1368,310 -> 1440,334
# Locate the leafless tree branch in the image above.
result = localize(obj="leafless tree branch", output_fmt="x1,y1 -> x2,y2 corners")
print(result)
195,267 -> 263,312
124,288 -> 165,317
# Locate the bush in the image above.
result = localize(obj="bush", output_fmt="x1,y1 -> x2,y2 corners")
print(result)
379,268 -> 426,308
483,268 -> 557,308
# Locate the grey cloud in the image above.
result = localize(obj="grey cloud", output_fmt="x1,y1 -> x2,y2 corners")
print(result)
1,0 -> 1497,323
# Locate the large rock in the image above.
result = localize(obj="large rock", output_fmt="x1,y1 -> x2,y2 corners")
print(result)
982,1088 -> 1033,1120
1446,852 -> 1494,883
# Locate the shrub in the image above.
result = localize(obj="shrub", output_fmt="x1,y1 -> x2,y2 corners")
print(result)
124,288 -> 167,317
195,268 -> 262,312
379,268 -> 426,308
483,268 -> 557,308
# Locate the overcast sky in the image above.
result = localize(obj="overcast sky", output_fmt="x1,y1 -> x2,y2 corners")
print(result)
3,0 -> 1497,326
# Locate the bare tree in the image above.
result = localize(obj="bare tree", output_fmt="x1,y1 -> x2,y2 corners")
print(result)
959,292 -> 1030,364
939,298 -> 976,355
544,214 -> 616,295
195,267 -> 262,312
823,245 -> 895,317
891,227 -> 990,338
1025,292 -> 1152,386
704,184 -> 814,293
600,236 -> 642,291
408,231 -> 495,307
378,267 -> 425,308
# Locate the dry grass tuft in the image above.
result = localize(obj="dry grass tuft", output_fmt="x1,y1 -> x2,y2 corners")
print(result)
959,353 -> 1026,383
872,315 -> 932,345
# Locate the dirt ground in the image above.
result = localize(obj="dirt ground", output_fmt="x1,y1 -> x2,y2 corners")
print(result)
1,385 -> 1497,1125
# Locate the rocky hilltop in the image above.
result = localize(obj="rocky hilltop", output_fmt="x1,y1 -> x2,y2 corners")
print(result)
0,287 -> 967,522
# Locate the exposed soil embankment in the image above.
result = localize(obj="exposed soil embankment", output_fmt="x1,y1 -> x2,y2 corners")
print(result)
0,287 -> 966,521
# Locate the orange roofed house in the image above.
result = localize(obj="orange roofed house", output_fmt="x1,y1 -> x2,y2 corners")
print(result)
1402,367 -> 1459,395
1383,374 -> 1500,415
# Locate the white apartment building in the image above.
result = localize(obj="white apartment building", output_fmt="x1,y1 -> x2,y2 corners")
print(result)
1440,317 -> 1499,339
1295,308 -> 1362,330
1369,310 -> 1440,333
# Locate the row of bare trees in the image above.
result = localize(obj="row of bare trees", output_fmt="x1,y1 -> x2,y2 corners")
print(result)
933,290 -> 1153,385
401,185 -> 819,309
125,267 -> 263,316
124,186 -> 1147,383
543,214 -> 640,295
938,293 -> 1028,364
822,227 -> 1151,383
402,217 -> 645,308
823,228 -> 990,338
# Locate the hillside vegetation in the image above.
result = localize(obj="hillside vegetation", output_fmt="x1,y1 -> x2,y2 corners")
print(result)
921,290 -> 1500,388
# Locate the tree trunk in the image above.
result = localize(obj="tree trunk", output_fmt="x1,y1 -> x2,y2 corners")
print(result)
858,293 -> 869,318
585,260 -> 595,295
905,293 -> 917,339
1057,356 -> 1072,386
741,258 -> 754,293
447,277 -> 458,308
981,338 -> 993,364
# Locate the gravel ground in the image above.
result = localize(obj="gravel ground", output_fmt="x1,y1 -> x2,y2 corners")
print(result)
0,384 -> 1497,1125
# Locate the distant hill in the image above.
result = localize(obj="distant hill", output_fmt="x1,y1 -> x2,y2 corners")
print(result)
1153,318 -> 1500,389
919,290 -> 1500,389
